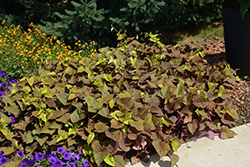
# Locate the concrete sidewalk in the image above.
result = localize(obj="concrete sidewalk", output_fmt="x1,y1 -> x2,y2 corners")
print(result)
125,123 -> 250,167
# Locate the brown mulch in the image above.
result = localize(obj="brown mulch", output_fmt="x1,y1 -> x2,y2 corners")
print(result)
182,37 -> 250,127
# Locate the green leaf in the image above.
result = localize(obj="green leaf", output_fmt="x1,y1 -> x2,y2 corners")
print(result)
93,80 -> 103,86
39,113 -> 47,123
68,128 -> 76,136
130,119 -> 144,131
174,80 -> 185,96
187,119 -> 198,135
152,138 -> 170,157
57,136 -> 65,142
217,85 -> 224,97
104,153 -> 115,167
170,154 -> 179,167
86,96 -> 103,113
118,92 -> 131,98
194,108 -> 200,116
70,108 -> 85,123
103,74 -> 112,82
68,93 -> 76,100
22,86 -> 31,93
87,132 -> 95,145
109,99 -> 114,109
158,84 -> 164,88
130,57 -> 137,65
94,122 -> 109,133
56,92 -> 68,105
109,110 -> 120,121
26,131 -> 34,144
132,76 -> 139,80
43,92 -> 53,98
93,145 -> 110,166
227,109 -> 239,120
114,155 -> 125,167
157,86 -> 170,99
98,83 -> 109,95
171,140 -> 178,152
27,77 -> 34,86
220,126 -> 237,139
161,117 -> 174,127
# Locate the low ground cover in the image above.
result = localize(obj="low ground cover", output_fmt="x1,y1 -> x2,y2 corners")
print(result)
0,20 -> 242,167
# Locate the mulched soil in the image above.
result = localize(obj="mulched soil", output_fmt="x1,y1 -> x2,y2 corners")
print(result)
181,37 -> 250,127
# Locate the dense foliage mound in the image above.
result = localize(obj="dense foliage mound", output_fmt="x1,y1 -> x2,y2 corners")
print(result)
0,35 -> 239,167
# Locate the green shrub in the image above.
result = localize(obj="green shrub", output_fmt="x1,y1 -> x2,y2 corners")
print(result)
38,0 -> 223,48
0,34 -> 239,167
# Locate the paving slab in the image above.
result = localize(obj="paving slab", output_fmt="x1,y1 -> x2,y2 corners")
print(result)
125,123 -> 250,167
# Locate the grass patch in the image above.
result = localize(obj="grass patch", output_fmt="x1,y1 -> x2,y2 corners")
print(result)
160,20 -> 224,45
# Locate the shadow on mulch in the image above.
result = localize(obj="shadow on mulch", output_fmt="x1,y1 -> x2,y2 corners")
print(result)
182,39 -> 250,128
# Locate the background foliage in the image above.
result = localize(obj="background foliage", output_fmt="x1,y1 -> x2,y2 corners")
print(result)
0,0 -> 223,47
0,0 -> 224,48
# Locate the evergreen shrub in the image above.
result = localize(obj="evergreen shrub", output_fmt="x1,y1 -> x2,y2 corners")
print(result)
38,0 -> 224,48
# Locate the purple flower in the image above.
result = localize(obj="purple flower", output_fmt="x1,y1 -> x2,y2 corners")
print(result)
83,159 -> 90,167
20,163 -> 27,167
35,152 -> 44,162
0,91 -> 6,96
0,151 -> 3,156
30,154 -> 34,160
12,79 -> 18,83
8,81 -> 12,86
49,152 -> 57,158
37,165 -> 42,167
23,158 -> 36,166
44,153 -> 50,160
10,116 -> 15,123
0,70 -> 6,77
77,153 -> 83,160
63,151 -> 71,160
0,83 -> 7,89
71,153 -> 77,161
57,147 -> 64,154
49,156 -> 57,163
21,68 -> 24,72
16,150 -> 24,157
53,159 -> 63,167
0,156 -> 8,165
68,162 -> 77,167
